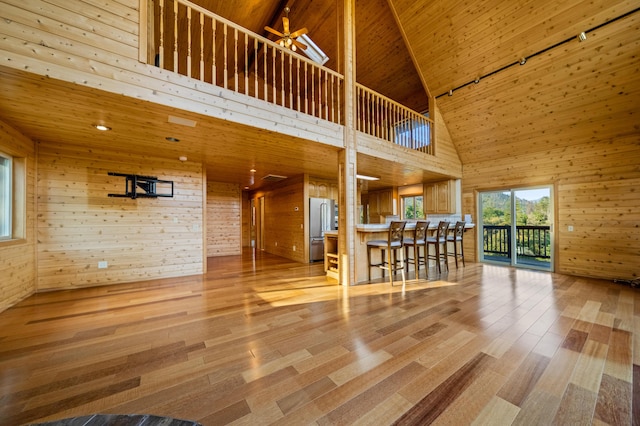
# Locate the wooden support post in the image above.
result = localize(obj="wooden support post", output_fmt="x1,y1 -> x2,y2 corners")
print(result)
338,0 -> 357,286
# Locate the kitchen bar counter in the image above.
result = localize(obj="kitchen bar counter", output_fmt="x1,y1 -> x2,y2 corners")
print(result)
325,222 -> 474,284
356,222 -> 475,232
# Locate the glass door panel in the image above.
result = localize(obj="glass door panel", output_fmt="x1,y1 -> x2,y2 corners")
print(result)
479,191 -> 512,264
479,186 -> 553,271
514,188 -> 552,270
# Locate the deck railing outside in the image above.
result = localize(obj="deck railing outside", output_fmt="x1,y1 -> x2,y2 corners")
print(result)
141,0 -> 433,154
356,83 -> 434,155
483,225 -> 551,260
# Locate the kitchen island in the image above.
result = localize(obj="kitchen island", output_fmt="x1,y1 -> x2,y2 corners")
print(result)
325,222 -> 475,284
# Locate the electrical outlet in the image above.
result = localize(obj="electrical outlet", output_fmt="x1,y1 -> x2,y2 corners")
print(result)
98,261 -> 108,269
293,245 -> 296,251
568,225 -> 574,232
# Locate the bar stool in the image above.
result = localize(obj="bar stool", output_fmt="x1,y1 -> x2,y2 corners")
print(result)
426,221 -> 449,274
447,221 -> 466,268
367,221 -> 407,286
404,221 -> 430,278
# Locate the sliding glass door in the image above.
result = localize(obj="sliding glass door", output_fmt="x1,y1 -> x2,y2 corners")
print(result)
479,186 -> 553,271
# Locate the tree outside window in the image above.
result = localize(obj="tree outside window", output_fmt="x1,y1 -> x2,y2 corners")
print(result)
403,195 -> 424,219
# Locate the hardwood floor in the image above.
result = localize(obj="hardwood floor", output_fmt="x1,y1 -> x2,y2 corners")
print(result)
0,250 -> 638,425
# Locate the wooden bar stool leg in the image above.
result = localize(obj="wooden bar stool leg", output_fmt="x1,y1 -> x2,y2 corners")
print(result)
387,247 -> 393,286
367,245 -> 372,281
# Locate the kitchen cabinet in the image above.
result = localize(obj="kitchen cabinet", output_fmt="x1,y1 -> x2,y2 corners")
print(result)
324,232 -> 339,281
308,178 -> 338,201
367,188 -> 395,223
425,180 -> 456,214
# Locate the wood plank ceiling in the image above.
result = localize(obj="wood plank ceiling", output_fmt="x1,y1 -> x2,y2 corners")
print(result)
0,0 -> 638,190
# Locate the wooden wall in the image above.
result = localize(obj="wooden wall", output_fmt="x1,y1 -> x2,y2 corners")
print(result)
0,0 -> 344,149
251,175 -> 307,263
0,119 -> 36,312
206,181 -> 241,256
462,136 -> 640,280
36,142 -> 205,290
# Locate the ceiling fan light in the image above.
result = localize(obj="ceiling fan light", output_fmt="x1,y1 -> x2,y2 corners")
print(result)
279,40 -> 285,47
287,38 -> 293,46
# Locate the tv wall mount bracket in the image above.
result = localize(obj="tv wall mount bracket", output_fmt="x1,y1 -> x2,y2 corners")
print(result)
108,172 -> 174,199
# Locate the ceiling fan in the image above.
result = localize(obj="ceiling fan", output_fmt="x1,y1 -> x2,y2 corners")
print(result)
264,7 -> 308,51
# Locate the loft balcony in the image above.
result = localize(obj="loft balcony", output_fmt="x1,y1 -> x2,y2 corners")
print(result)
143,0 -> 434,155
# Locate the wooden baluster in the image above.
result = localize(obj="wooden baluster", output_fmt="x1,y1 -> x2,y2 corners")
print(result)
296,58 -> 300,112
367,91 -> 371,136
324,70 -> 328,120
233,28 -> 238,91
304,62 -> 308,114
382,98 -> 387,141
244,33 -> 248,95
271,46 -> 276,104
187,7 -> 192,78
223,23 -> 228,89
330,75 -> 334,123
288,54 -> 293,108
158,0 -> 164,69
254,38 -> 258,98
311,66 -> 315,116
173,0 -> 178,73
280,50 -> 285,106
212,18 -> 216,86
376,94 -> 380,138
264,43 -> 268,102
199,12 -> 204,81
337,78 -> 341,125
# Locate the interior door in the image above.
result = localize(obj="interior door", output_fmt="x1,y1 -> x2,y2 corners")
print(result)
479,186 -> 553,271
257,196 -> 265,251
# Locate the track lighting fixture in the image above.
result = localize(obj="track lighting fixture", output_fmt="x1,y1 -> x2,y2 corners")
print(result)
434,7 -> 636,99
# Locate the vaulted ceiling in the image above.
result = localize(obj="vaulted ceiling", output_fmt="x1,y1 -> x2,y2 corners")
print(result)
183,0 -> 640,168
0,0 -> 638,191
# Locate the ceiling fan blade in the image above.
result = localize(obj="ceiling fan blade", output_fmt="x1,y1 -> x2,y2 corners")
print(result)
265,26 -> 284,37
289,27 -> 308,39
292,39 -> 307,50
282,16 -> 290,34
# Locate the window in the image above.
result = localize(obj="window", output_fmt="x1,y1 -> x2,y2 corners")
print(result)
0,152 -> 12,240
402,195 -> 424,219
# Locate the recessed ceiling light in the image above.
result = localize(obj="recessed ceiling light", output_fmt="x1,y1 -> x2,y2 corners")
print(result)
356,174 -> 380,181
166,137 -> 180,142
94,124 -> 111,131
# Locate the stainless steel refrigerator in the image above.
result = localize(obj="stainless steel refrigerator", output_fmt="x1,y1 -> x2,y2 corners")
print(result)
309,197 -> 336,261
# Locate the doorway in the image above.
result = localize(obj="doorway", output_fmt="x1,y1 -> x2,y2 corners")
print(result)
478,186 -> 553,271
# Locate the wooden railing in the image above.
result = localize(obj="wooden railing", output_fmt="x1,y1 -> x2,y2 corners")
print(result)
356,84 -> 434,155
141,0 -> 434,154
144,0 -> 343,124
483,225 -> 551,260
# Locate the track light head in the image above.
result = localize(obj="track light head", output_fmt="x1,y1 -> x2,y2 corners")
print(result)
578,32 -> 587,42
519,57 -> 526,65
